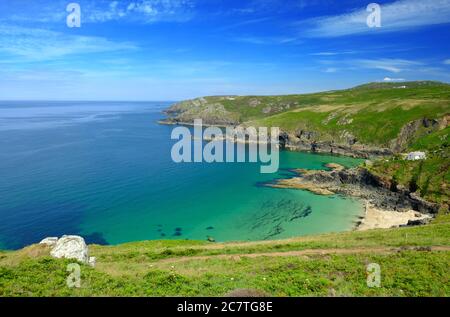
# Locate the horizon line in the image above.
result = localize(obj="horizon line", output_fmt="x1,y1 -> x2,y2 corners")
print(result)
1,80 -> 447,103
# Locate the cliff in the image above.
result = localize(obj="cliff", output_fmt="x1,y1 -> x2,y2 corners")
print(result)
162,81 -> 450,158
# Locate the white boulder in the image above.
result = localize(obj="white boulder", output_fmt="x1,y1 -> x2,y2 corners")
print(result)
39,237 -> 58,247
50,235 -> 89,264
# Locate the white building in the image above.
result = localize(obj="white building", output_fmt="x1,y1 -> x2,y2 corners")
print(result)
406,151 -> 426,161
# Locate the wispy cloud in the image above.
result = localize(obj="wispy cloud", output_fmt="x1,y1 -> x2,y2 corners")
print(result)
218,17 -> 273,31
319,57 -> 450,78
230,0 -> 319,15
444,59 -> 450,65
0,24 -> 137,61
233,36 -> 301,45
383,77 -> 405,82
310,51 -> 356,56
0,0 -> 195,24
300,0 -> 450,37
353,58 -> 423,73
84,0 -> 195,23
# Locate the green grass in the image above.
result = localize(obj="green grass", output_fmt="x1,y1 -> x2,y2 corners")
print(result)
1,216 -> 449,297
1,252 -> 448,297
409,126 -> 450,152
250,93 -> 449,146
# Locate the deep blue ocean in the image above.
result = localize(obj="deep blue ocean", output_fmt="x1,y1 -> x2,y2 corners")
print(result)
0,101 -> 364,249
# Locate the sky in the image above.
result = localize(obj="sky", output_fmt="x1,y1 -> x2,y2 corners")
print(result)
0,0 -> 449,101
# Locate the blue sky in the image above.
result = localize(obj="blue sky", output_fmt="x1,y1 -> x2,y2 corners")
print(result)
0,0 -> 449,100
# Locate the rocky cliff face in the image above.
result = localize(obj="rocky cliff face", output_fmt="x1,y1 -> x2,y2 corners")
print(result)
389,116 -> 449,152
277,115 -> 449,158
278,131 -> 393,159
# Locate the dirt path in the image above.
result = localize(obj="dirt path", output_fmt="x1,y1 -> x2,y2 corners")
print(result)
155,246 -> 450,264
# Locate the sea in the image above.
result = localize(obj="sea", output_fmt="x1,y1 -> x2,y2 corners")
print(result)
0,101 -> 364,249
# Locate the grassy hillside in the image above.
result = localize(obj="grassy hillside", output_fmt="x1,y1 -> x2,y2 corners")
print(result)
1,215 -> 449,297
367,125 -> 449,206
165,81 -> 450,148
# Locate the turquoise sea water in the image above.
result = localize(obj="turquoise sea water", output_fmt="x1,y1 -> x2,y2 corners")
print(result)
0,101 -> 364,250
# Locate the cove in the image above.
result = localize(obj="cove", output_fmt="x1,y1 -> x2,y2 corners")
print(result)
0,101 -> 364,249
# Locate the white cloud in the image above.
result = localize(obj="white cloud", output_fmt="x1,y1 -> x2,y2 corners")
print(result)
300,0 -> 450,37
444,59 -> 450,65
324,67 -> 338,73
383,77 -> 405,82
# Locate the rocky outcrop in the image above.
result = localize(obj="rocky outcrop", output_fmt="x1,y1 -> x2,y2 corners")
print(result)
162,97 -> 239,126
267,167 -> 440,215
39,237 -> 58,247
269,177 -> 335,195
404,218 -> 432,227
40,235 -> 95,266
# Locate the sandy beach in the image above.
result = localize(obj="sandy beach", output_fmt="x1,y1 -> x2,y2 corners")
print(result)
357,201 -> 432,231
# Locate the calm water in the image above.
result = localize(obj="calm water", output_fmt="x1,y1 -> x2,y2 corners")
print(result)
0,101 -> 364,250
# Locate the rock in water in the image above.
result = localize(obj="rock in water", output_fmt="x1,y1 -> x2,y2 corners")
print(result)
50,235 -> 89,264
39,237 -> 58,247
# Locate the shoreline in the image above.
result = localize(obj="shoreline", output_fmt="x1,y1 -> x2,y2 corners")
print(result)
158,119 -> 229,129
